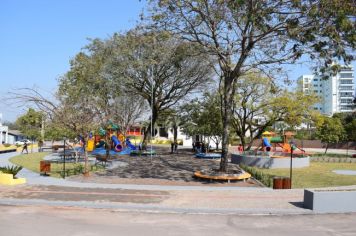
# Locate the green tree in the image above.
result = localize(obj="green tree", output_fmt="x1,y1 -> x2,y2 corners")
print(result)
232,72 -> 319,150
333,112 -> 356,141
45,122 -> 76,144
151,0 -> 356,171
16,108 -> 43,141
109,29 -> 212,147
180,92 -> 223,150
316,117 -> 346,154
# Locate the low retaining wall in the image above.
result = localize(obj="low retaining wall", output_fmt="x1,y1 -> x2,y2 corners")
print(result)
231,154 -> 310,169
304,189 -> 356,213
0,149 -> 17,154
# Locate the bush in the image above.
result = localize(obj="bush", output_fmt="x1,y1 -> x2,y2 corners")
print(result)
2,143 -> 11,147
240,164 -> 275,187
310,153 -> 351,158
0,165 -> 23,177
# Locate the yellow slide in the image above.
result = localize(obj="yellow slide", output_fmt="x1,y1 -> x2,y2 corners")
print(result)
87,138 -> 95,152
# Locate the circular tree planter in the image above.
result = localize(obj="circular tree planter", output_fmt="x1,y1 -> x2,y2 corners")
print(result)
194,168 -> 251,182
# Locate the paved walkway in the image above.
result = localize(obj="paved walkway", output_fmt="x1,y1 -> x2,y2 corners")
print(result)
0,151 -> 309,215
0,151 -> 354,215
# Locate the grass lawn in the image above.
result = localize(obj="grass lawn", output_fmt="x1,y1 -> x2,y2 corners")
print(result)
9,152 -> 96,178
258,162 -> 356,189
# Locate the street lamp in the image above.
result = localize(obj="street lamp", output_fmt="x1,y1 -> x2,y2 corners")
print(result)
289,139 -> 295,189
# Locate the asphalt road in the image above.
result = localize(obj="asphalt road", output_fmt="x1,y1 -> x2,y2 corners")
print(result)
1,205 -> 355,236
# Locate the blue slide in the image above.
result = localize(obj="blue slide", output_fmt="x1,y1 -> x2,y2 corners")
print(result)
125,138 -> 136,150
112,135 -> 123,152
263,137 -> 271,151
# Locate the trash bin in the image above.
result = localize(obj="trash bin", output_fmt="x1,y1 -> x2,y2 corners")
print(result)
273,176 -> 283,189
40,161 -> 51,176
282,177 -> 291,189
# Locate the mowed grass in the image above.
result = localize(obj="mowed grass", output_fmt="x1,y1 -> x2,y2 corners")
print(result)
9,152 -> 87,178
258,162 -> 356,188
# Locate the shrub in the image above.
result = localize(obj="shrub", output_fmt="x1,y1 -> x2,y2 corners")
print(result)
0,165 -> 23,178
310,153 -> 351,158
3,143 -> 11,147
240,164 -> 275,187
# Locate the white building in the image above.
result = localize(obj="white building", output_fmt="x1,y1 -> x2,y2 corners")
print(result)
298,66 -> 355,116
0,113 -> 9,144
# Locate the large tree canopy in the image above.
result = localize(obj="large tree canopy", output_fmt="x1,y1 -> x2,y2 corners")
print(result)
231,72 -> 319,150
150,0 -> 356,171
108,29 -> 213,145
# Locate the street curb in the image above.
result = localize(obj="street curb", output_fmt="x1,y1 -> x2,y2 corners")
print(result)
0,198 -> 313,216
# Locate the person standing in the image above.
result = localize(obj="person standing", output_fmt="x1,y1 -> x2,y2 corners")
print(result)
22,142 -> 28,154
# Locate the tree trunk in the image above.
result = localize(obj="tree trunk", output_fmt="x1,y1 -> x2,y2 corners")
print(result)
142,107 -> 158,149
105,133 -> 111,159
173,125 -> 178,143
83,136 -> 89,175
220,77 -> 235,172
324,143 -> 329,154
239,135 -> 246,151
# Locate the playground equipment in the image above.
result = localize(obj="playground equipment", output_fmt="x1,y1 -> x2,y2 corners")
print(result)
112,135 -> 123,152
231,151 -> 310,169
260,131 -> 305,155
195,153 -> 221,159
89,121 -> 141,156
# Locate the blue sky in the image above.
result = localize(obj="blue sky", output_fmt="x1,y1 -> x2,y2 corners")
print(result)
0,0 -> 145,121
0,1 -> 354,122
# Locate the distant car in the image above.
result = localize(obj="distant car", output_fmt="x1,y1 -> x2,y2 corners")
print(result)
15,139 -> 32,145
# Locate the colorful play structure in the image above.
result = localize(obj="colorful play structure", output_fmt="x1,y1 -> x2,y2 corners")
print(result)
259,131 -> 305,155
231,131 -> 310,169
86,122 -> 138,156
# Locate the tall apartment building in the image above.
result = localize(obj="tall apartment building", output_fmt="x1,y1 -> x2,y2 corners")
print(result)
298,65 -> 355,116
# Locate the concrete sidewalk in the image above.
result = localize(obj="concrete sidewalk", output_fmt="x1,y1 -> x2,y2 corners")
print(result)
0,184 -> 309,215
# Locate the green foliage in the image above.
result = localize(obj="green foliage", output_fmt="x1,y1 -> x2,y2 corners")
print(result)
180,92 -> 223,148
240,164 -> 275,187
45,123 -> 76,141
0,165 -> 23,177
109,29 -> 212,144
16,108 -> 43,140
2,143 -> 11,147
232,72 -> 319,149
316,117 -> 346,144
333,112 -> 356,141
150,0 -> 356,171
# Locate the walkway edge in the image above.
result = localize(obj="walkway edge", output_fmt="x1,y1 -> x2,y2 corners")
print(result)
0,198 -> 312,216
